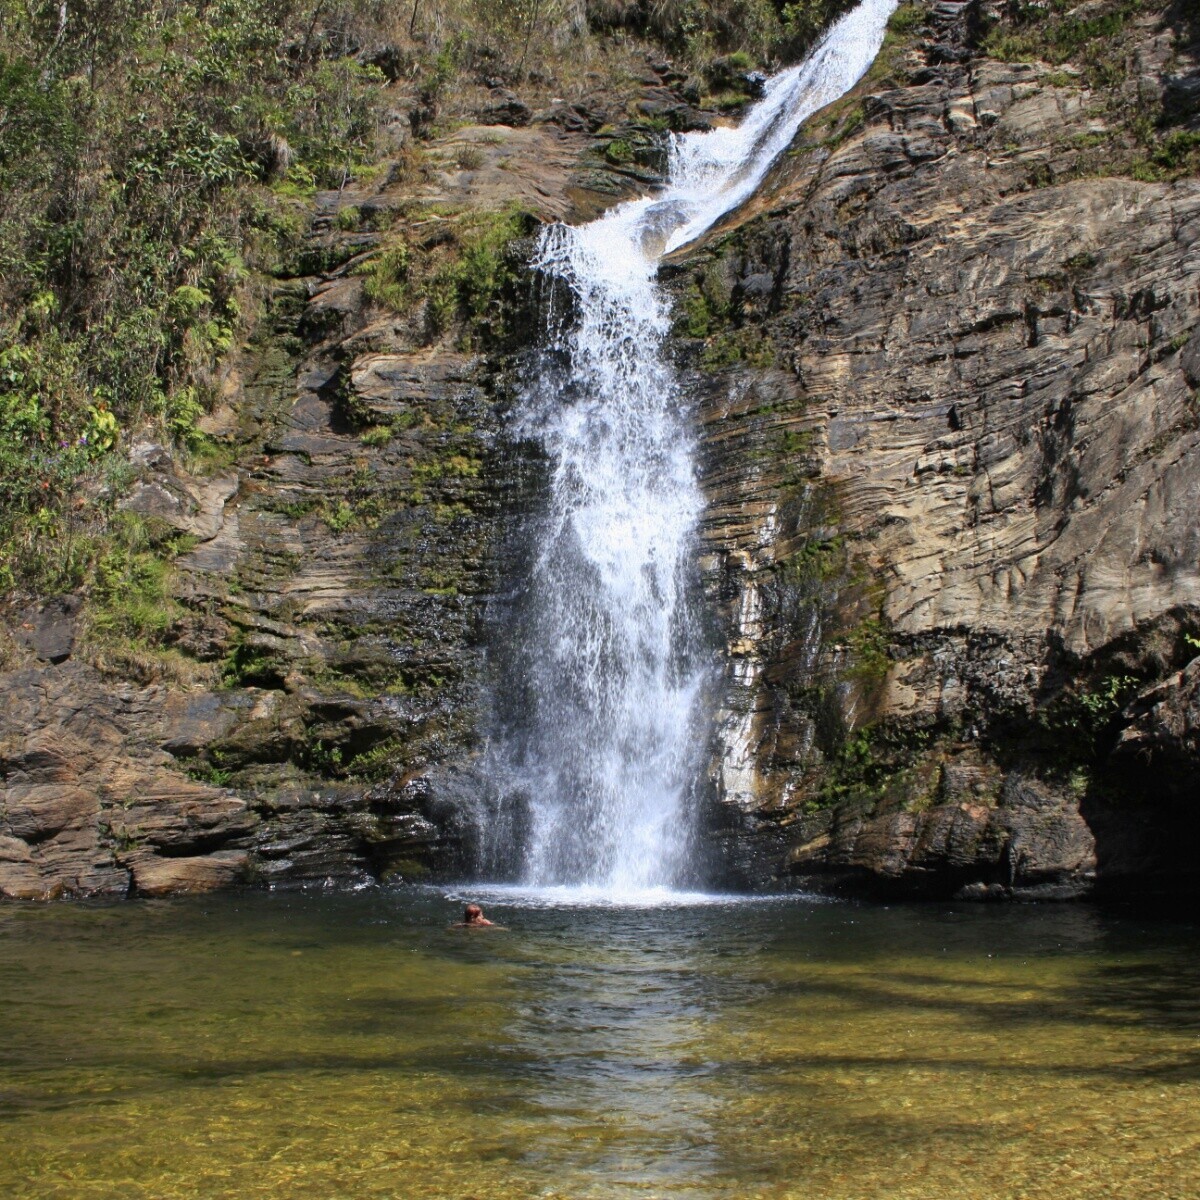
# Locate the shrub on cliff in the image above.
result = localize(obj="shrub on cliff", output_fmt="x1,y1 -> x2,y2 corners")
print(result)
979,0 -> 1200,180
584,0 -> 860,63
0,0 -> 391,594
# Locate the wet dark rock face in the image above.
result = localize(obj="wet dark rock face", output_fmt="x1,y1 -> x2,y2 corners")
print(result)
0,274 -> 504,898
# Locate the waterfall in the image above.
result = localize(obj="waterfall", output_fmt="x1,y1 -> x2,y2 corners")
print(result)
484,0 -> 899,897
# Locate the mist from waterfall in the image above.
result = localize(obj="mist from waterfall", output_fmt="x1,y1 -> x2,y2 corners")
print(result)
481,0 -> 899,899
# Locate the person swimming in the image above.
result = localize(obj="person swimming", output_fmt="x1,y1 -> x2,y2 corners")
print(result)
451,904 -> 505,929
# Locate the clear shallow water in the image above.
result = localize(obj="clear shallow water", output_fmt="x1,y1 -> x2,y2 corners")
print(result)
2,893 -> 1199,1199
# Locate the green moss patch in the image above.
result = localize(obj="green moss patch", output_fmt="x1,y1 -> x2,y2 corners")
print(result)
359,204 -> 533,345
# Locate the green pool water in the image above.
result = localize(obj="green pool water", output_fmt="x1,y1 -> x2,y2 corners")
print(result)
1,889 -> 1198,1199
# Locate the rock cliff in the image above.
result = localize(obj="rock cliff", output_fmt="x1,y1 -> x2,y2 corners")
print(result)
677,0 -> 1200,898
0,35 -> 718,899
3,0 -> 1198,901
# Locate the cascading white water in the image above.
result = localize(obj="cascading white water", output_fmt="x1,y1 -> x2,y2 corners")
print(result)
486,0 -> 898,898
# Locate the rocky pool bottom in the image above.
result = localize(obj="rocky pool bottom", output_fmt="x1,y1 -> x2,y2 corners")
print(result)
1,890 -> 1198,1199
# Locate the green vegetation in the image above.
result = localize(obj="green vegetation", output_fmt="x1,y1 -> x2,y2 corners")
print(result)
805,660 -> 1156,817
844,616 -> 890,684
76,511 -> 216,683
362,243 -> 413,314
822,101 -> 865,149
454,145 -> 485,171
675,250 -> 777,368
0,0 -> 875,605
588,0 -> 861,68
792,3 -> 925,157
323,499 -> 356,534
360,204 -> 532,344
676,259 -> 733,338
88,520 -> 182,644
183,751 -> 234,787
982,0 -> 1146,68
1131,129 -> 1200,181
411,452 -> 481,482
805,722 -> 941,813
299,728 -> 420,780
884,2 -> 925,37
778,535 -> 847,589
720,50 -> 755,72
605,138 -> 635,165
983,0 -> 1200,181
0,0 -> 394,597
343,737 -> 406,780
221,637 -> 288,689
779,430 -> 813,456
360,425 -> 393,448
702,328 -> 777,369
856,1 -> 924,89
1038,673 -> 1141,758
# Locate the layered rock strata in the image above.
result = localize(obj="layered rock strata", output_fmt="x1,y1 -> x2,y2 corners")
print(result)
680,0 -> 1200,897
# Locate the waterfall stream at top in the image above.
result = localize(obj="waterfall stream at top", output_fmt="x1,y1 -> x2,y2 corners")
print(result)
480,0 -> 898,902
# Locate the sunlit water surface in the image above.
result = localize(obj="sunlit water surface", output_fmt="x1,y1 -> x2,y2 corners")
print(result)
2,891 -> 1198,1199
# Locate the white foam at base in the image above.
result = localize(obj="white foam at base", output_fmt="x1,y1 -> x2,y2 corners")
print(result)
446,883 -> 833,910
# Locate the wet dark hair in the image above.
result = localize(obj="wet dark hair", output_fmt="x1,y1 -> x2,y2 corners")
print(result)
464,904 -> 483,920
